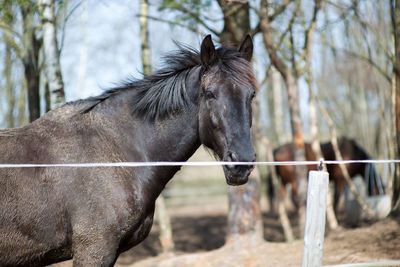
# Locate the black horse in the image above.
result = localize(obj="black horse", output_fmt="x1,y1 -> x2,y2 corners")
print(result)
0,35 -> 256,266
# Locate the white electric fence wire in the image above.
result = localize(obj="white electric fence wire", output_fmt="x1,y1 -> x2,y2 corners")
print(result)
0,159 -> 399,168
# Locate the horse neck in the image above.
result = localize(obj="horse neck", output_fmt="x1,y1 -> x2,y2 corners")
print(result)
140,74 -> 202,198
142,67 -> 202,162
95,68 -> 202,194
147,105 -> 201,162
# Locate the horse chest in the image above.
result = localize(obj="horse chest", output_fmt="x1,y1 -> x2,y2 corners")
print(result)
120,210 -> 155,251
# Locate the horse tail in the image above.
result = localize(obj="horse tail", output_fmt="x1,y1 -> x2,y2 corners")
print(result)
365,163 -> 385,195
371,163 -> 385,195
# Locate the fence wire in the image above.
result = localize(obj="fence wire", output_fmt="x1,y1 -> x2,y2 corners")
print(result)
0,159 -> 400,168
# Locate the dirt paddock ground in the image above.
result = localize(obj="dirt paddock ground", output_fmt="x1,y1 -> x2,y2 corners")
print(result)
112,202 -> 400,267
52,200 -> 400,267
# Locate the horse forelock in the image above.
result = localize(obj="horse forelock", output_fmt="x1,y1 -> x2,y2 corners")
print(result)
202,48 -> 257,90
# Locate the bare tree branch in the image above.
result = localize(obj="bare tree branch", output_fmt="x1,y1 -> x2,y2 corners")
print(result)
316,97 -> 376,218
324,0 -> 393,63
59,1 -> 83,54
268,0 -> 291,21
137,14 -> 205,36
320,34 -> 391,82
299,0 -> 321,64
259,0 -> 288,78
0,21 -> 24,59
166,3 -> 220,36
0,19 -> 22,40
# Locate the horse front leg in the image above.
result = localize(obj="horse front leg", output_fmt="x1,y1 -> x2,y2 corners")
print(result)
72,232 -> 119,267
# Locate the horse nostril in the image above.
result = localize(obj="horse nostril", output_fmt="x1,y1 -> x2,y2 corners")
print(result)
225,151 -> 256,172
227,151 -> 238,162
226,151 -> 236,169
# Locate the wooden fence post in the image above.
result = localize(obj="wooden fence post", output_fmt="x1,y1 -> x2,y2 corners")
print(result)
302,170 -> 329,267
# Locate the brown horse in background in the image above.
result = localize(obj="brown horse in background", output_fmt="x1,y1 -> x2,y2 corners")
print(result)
269,137 -> 383,212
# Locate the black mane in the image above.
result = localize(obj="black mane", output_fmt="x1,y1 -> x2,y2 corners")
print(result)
74,43 -> 256,120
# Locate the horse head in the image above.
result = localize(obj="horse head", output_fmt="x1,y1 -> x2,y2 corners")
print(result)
198,35 -> 256,186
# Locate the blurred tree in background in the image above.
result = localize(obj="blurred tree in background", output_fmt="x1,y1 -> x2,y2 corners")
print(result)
0,0 -> 69,123
391,0 -> 400,216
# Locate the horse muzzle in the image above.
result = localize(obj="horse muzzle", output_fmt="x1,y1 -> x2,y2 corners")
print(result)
223,151 -> 255,186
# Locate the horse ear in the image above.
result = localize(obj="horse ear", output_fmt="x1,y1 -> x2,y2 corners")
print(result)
238,34 -> 253,61
200,35 -> 216,67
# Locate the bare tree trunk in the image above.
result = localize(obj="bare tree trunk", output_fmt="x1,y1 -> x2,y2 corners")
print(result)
317,100 -> 375,218
264,38 -> 294,241
272,67 -> 285,144
0,0 -> 15,128
217,0 -> 250,45
24,55 -> 41,122
262,137 -> 294,242
308,94 -> 338,229
286,72 -> 307,235
226,101 -> 263,243
44,77 -> 51,112
391,0 -> 400,216
155,196 -> 174,253
226,170 -> 263,243
77,0 -> 88,97
387,71 -> 396,196
4,36 -> 15,128
358,70 -> 372,153
216,1 -> 263,244
370,50 -> 396,196
259,0 -> 308,236
390,49 -> 397,206
140,0 -> 174,253
140,0 -> 151,75
21,4 -> 41,122
0,2 -> 41,123
39,0 -> 65,109
17,80 -> 28,126
309,98 -> 339,230
303,4 -> 339,228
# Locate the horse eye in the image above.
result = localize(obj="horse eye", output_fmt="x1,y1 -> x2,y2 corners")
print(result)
205,91 -> 215,100
249,91 -> 256,101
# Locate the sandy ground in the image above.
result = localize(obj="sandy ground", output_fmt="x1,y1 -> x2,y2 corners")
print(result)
107,201 -> 400,267
52,206 -> 400,267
